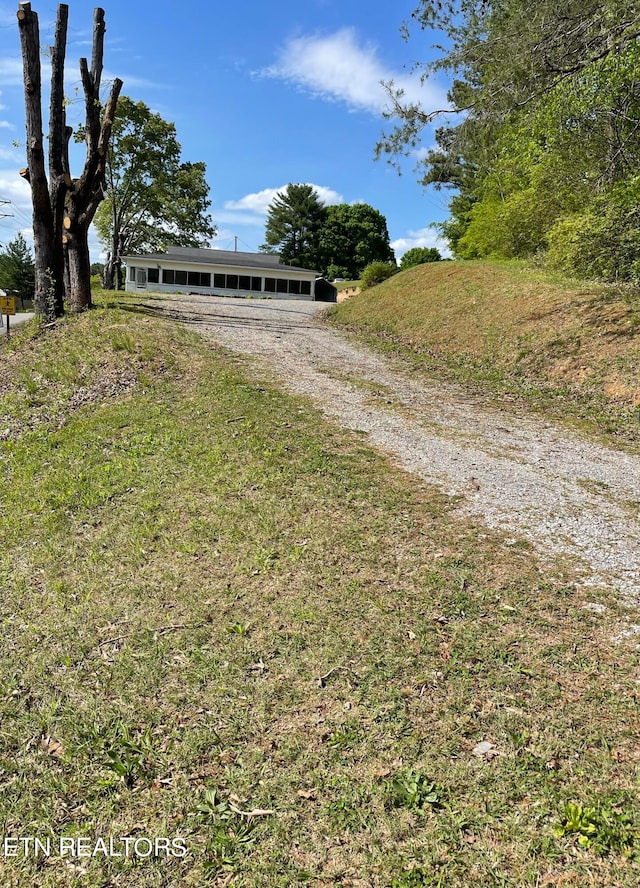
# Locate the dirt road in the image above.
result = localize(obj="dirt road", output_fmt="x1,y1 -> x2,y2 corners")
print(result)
152,294 -> 640,609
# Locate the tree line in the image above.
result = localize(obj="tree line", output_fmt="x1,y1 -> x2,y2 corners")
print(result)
260,183 -> 396,280
380,0 -> 640,282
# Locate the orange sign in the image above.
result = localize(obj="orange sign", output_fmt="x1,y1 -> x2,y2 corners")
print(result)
0,295 -> 16,315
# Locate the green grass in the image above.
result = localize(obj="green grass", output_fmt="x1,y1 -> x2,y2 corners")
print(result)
0,305 -> 638,886
329,260 -> 640,446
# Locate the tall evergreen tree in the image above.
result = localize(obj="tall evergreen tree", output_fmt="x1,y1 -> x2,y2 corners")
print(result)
260,184 -> 326,269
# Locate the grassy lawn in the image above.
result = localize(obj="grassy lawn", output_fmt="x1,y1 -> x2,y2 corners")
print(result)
0,304 -> 638,886
330,261 -> 640,446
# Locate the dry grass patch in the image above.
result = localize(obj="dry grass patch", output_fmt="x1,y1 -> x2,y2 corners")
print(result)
330,260 -> 640,442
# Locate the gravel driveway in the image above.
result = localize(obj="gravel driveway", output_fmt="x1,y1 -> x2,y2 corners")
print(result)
153,294 -> 640,607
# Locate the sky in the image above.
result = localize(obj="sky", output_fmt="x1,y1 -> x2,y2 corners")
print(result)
0,0 -> 454,263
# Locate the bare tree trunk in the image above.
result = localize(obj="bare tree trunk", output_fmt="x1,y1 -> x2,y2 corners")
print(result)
64,8 -> 122,311
102,251 -> 116,290
47,3 -> 69,316
17,2 -> 122,315
65,223 -> 92,310
17,1 -> 57,319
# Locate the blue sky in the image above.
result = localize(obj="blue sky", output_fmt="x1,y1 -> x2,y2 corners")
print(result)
0,0 -> 453,262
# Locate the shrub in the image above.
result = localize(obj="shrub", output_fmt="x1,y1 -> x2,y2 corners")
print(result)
360,261 -> 397,290
546,183 -> 640,282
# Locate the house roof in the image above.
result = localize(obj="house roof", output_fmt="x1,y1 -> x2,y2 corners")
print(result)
122,246 -> 318,275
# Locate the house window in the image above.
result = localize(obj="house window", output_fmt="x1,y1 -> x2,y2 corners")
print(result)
264,278 -> 276,292
251,276 -> 262,291
162,269 -> 174,284
276,278 -> 288,294
214,273 -> 225,288
238,275 -> 250,290
129,266 -> 136,282
289,279 -> 300,295
148,268 -> 159,284
186,271 -> 211,287
300,281 -> 311,295
226,274 -> 238,289
175,270 -> 187,286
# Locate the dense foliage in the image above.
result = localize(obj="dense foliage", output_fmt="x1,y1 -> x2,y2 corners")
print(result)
260,184 -> 326,270
0,233 -> 35,307
94,97 -> 216,289
319,203 -> 396,279
360,260 -> 398,289
380,1 -> 640,281
399,246 -> 441,270
261,184 -> 395,278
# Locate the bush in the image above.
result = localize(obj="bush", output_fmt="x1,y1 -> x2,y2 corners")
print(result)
547,181 -> 640,282
360,261 -> 397,290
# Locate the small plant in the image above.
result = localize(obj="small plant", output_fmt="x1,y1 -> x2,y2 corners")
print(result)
555,801 -> 638,856
326,723 -> 361,751
195,789 -> 256,874
226,621 -> 250,636
390,770 -> 442,813
99,722 -> 156,788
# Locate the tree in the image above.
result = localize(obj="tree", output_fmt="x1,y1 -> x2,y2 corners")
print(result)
17,3 -> 122,317
400,246 -> 441,270
378,1 -> 640,278
318,203 -> 396,279
94,97 -> 216,290
0,233 -> 35,307
261,184 -> 326,269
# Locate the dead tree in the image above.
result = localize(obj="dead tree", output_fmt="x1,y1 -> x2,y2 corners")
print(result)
17,3 -> 122,317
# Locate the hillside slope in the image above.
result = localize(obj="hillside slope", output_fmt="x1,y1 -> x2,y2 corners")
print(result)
331,261 -> 640,440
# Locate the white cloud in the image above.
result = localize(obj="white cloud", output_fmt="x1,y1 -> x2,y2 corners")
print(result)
262,28 -> 448,117
223,184 -> 344,220
391,226 -> 451,259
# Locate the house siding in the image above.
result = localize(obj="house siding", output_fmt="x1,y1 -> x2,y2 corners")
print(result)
122,248 -> 318,301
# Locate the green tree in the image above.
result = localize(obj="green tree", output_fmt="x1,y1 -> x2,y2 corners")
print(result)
0,233 -> 35,307
94,97 -> 216,290
261,184 -> 326,269
400,246 -> 441,270
318,203 -> 396,279
378,1 -> 640,277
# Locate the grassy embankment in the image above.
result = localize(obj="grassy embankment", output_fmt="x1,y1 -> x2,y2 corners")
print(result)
331,260 -> 640,445
0,298 -> 638,886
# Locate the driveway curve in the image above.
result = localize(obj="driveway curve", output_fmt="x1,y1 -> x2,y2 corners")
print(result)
145,294 -> 640,605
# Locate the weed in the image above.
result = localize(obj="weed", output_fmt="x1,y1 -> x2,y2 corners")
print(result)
389,770 -> 443,814
555,800 -> 638,856
94,721 -> 156,788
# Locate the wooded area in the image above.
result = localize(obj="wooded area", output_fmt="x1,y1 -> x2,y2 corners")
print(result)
380,0 -> 640,281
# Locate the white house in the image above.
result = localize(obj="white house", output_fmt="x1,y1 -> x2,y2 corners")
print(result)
122,246 -> 327,300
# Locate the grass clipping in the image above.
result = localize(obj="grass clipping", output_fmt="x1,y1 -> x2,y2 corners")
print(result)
0,306 -> 638,886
